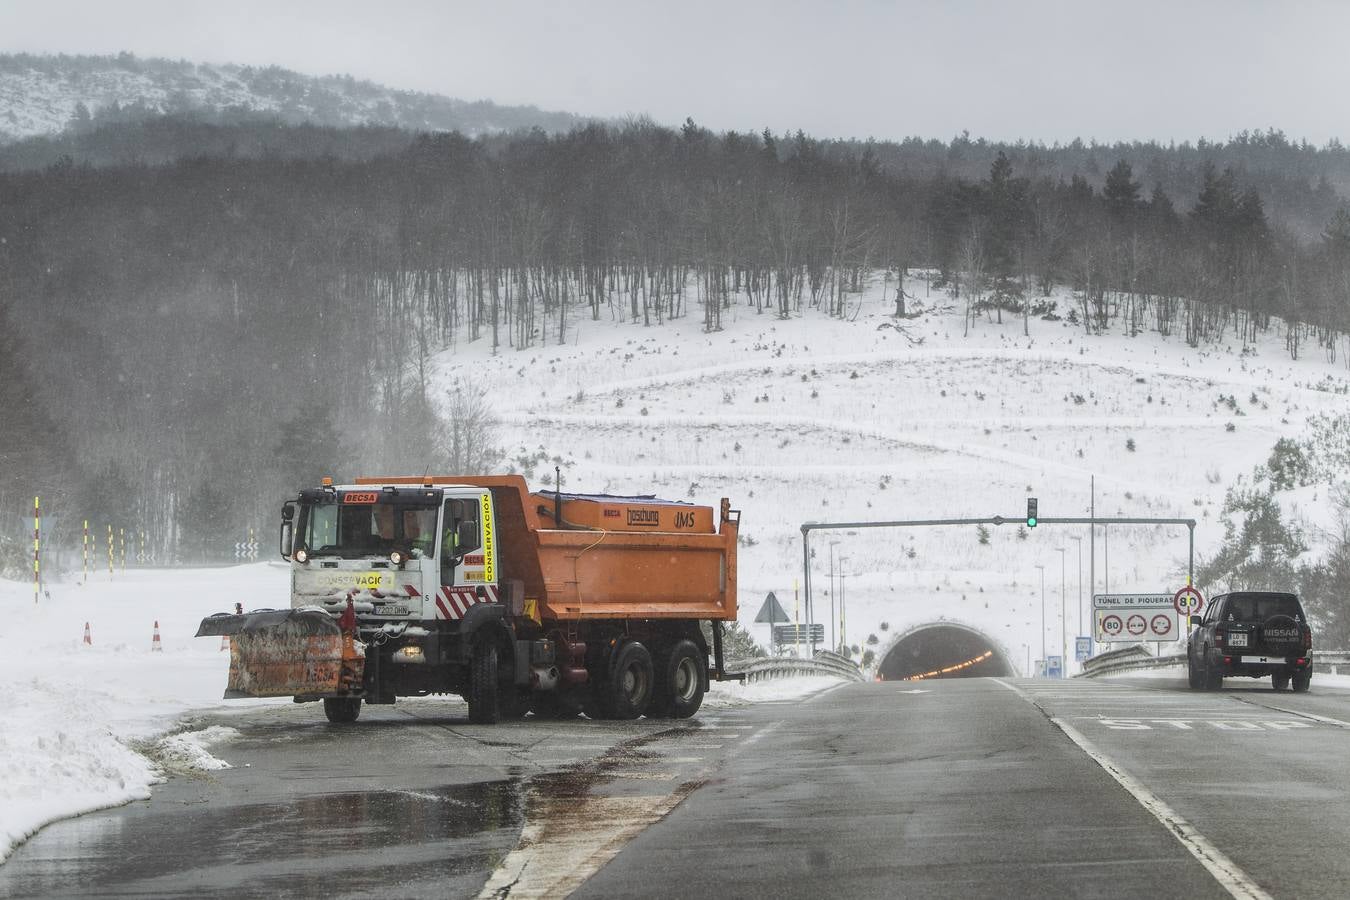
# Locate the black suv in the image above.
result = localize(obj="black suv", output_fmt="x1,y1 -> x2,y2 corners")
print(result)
1187,591 -> 1312,692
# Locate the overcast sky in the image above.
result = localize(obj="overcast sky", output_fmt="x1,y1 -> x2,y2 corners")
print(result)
2,0 -> 1346,145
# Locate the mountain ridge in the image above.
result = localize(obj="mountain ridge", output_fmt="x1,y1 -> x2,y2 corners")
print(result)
0,51 -> 592,143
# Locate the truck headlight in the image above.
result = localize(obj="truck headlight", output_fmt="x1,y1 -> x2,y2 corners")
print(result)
393,646 -> 425,663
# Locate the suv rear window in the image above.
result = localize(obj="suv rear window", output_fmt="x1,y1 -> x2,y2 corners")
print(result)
1225,594 -> 1302,621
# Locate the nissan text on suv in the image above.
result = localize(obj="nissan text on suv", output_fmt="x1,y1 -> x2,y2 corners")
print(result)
1187,591 -> 1313,692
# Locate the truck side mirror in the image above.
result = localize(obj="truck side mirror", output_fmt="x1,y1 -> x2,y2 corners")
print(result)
279,501 -> 296,559
457,519 -> 480,553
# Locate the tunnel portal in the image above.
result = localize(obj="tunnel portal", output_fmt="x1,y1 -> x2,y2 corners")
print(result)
877,623 -> 1015,681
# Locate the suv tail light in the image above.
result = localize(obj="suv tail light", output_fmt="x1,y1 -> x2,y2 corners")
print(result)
1303,627 -> 1312,651
1214,628 -> 1226,649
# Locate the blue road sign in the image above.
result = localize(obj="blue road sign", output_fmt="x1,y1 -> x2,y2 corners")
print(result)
1075,636 -> 1092,662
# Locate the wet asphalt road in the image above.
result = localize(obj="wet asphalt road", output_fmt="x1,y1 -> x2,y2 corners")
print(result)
3,675 -> 1350,898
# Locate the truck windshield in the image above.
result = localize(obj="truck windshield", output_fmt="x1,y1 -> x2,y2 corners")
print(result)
297,500 -> 438,559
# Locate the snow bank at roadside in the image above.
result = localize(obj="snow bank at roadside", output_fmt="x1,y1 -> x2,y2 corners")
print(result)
703,675 -> 845,707
0,565 -> 285,864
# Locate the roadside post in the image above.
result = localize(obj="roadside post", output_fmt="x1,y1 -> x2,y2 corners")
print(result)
1173,586 -> 1204,645
33,496 -> 40,604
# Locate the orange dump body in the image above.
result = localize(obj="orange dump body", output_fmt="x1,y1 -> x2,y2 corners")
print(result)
358,475 -> 738,623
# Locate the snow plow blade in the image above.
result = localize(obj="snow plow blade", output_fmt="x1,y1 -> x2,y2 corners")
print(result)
196,609 -> 364,699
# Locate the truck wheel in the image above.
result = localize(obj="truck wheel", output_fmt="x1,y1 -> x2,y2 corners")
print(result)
599,641 -> 654,720
653,639 -> 706,718
323,697 -> 361,724
1292,668 -> 1312,693
468,642 -> 500,724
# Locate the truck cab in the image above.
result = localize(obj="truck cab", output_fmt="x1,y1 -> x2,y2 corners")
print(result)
286,482 -> 499,627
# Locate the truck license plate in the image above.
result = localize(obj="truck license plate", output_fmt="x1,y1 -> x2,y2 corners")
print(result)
380,604 -> 410,616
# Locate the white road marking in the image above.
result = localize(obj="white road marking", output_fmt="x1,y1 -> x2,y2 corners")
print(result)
476,790 -> 699,899
739,721 -> 784,748
996,679 -> 1274,900
539,744 -> 616,751
1229,697 -> 1350,729
690,726 -> 750,731
806,682 -> 850,703
1081,717 -> 1314,732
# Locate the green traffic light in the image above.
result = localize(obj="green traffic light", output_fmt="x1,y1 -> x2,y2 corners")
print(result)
1027,497 -> 1038,528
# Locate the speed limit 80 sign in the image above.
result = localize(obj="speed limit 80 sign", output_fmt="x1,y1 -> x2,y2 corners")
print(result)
1173,586 -> 1204,616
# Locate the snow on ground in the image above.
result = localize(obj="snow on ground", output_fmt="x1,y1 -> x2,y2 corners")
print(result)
703,675 -> 846,707
6,274 -> 1349,864
0,565 -> 285,864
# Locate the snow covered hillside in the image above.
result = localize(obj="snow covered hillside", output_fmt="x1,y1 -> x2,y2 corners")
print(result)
434,274 -> 1350,670
0,53 -> 586,143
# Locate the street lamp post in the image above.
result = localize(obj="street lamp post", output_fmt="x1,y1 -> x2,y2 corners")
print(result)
838,556 -> 849,654
1070,535 -> 1084,638
1056,547 -> 1067,677
828,540 -> 841,651
1035,563 -> 1046,674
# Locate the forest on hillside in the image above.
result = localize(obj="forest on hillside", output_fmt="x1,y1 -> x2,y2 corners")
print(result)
3,117 -> 1350,566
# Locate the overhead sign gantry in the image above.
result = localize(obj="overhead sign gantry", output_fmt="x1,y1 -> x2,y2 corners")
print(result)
799,504 -> 1198,655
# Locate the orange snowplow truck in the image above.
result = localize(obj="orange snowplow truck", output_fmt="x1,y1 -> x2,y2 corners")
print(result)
197,475 -> 739,724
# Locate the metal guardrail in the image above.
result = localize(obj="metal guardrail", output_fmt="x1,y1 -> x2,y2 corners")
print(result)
726,652 -> 864,683
1078,645 -> 1350,678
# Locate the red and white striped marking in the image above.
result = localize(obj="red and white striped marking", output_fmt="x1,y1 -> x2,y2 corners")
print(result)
431,584 -> 500,620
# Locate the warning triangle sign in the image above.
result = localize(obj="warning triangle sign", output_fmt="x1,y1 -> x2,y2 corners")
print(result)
754,591 -> 790,624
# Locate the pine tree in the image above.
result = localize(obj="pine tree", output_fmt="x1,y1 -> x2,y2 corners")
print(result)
985,150 -> 1027,302
1102,159 -> 1141,219
1190,163 -> 1239,236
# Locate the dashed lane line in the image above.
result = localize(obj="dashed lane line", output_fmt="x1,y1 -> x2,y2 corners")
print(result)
995,678 -> 1274,900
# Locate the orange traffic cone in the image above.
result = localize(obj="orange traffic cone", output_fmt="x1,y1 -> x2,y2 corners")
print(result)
83,622 -> 92,646
151,620 -> 163,652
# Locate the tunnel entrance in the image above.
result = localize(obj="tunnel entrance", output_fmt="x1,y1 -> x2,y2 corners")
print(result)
878,624 -> 1015,681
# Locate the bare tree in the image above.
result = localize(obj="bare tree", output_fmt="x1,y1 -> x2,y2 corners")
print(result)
441,379 -> 502,474
959,226 -> 985,337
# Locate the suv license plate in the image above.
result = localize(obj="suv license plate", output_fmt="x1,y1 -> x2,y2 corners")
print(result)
1228,633 -> 1249,647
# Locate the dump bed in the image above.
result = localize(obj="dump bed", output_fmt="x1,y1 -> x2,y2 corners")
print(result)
356,475 -> 738,622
